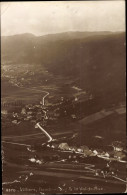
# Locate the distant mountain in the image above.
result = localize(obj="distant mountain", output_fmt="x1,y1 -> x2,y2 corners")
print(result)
1,31 -> 121,64
1,31 -> 126,103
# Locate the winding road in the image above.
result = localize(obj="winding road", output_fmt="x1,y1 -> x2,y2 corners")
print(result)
2,82 -> 127,190
2,82 -> 51,145
35,122 -> 53,142
19,85 -> 49,106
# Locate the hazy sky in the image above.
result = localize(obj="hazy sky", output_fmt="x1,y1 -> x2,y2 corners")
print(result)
1,1 -> 125,36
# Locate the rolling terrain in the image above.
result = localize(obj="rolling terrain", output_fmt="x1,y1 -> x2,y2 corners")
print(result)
1,31 -> 126,104
1,31 -> 126,194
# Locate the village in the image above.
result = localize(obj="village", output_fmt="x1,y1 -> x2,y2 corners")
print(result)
1,97 -> 76,125
1,69 -> 126,183
2,98 -> 126,168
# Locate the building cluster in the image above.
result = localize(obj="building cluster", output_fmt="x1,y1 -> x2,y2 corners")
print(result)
45,140 -> 126,162
11,104 -> 49,125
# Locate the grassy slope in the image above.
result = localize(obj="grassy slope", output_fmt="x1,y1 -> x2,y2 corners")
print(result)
1,32 -> 126,104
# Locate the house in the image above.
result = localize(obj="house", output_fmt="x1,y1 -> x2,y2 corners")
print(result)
35,105 -> 41,108
12,120 -> 20,125
61,97 -> 64,101
12,112 -> 18,118
26,115 -> 33,120
21,108 -> 26,115
1,109 -> 8,115
26,104 -> 33,110
114,151 -> 126,160
58,143 -> 69,150
27,111 -> 33,115
75,97 -> 78,102
69,146 -> 78,152
71,114 -> 76,119
77,148 -> 83,153
112,141 -> 124,152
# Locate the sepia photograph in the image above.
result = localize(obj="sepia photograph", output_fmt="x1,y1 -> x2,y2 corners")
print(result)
1,0 -> 126,194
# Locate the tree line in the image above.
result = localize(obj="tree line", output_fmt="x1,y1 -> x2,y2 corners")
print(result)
1,101 -> 24,107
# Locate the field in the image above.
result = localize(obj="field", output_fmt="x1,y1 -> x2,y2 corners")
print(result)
1,31 -> 126,194
2,104 -> 127,194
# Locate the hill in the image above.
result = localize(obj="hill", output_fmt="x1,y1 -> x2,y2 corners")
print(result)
1,31 -> 126,104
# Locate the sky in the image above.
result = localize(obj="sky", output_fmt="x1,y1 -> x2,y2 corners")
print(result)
1,1 -> 125,36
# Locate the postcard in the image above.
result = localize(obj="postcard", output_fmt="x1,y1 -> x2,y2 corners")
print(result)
1,1 -> 126,194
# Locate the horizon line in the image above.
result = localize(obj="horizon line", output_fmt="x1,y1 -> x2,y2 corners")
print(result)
1,30 -> 125,37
